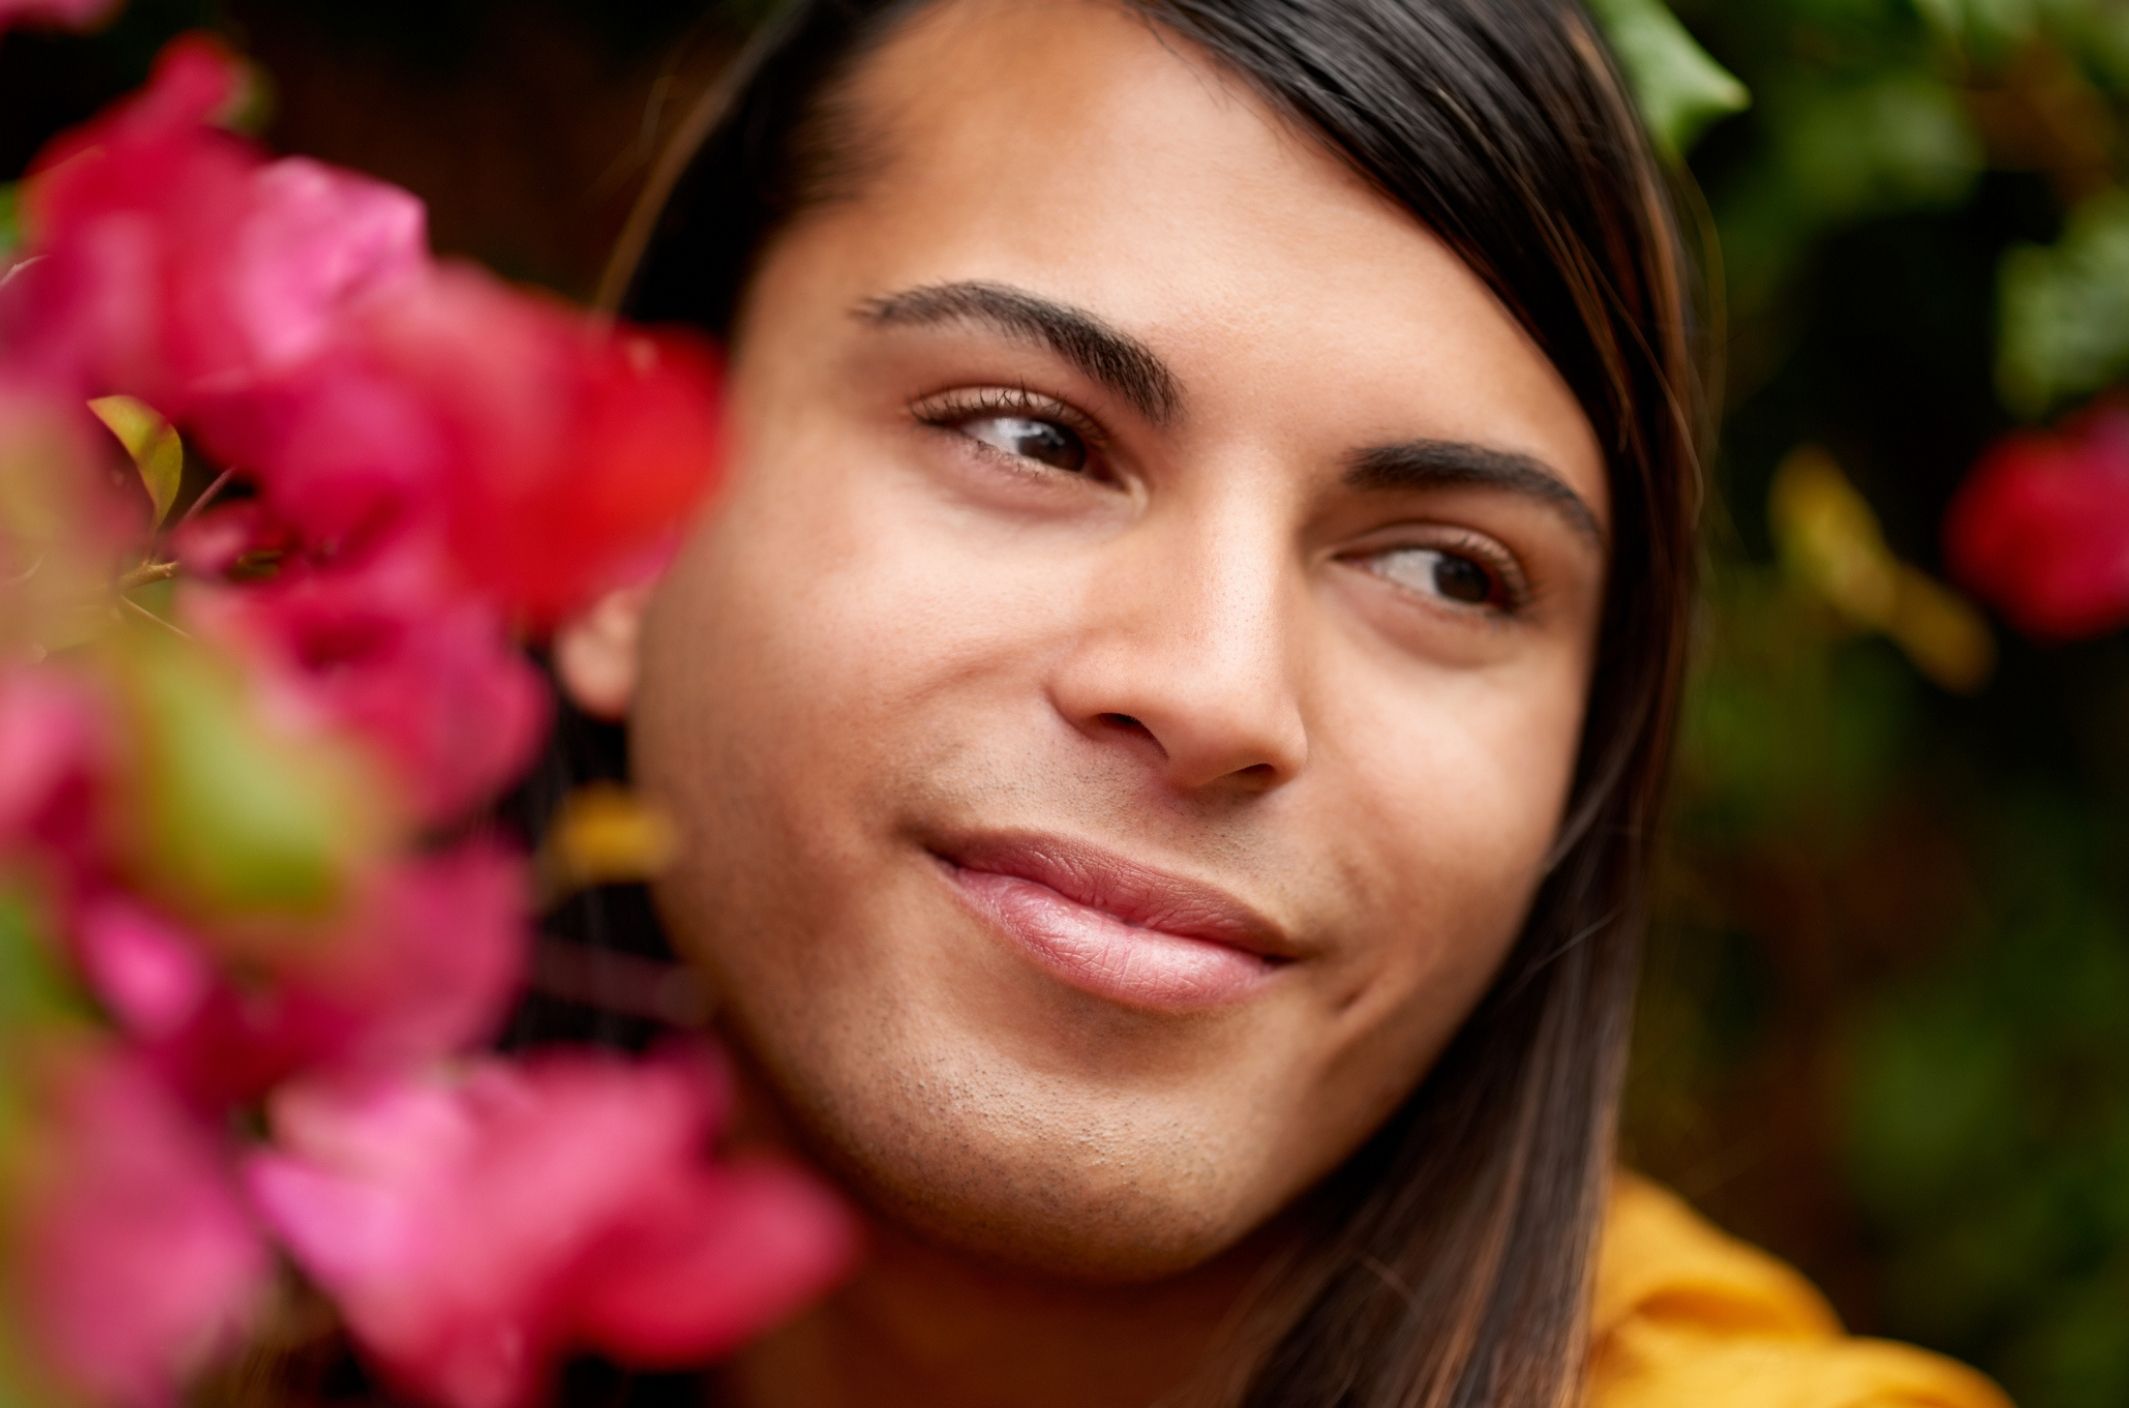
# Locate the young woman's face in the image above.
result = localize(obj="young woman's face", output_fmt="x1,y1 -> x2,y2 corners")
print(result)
592,0 -> 1609,1279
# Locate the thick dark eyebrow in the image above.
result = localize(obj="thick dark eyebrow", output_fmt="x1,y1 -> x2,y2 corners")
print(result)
1345,441 -> 1608,553
852,280 -> 1183,427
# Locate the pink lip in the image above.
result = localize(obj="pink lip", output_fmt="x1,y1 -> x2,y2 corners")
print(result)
927,830 -> 1297,1013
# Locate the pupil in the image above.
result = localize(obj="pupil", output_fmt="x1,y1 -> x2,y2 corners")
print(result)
1003,417 -> 1084,471
1432,555 -> 1493,604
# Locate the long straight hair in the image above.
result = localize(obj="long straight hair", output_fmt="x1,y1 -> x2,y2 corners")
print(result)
558,2 -> 1711,1405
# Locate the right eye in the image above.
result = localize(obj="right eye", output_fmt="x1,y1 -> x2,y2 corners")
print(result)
957,414 -> 1090,474
911,386 -> 1107,479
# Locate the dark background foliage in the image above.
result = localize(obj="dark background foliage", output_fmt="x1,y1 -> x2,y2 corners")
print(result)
5,3 -> 2123,1404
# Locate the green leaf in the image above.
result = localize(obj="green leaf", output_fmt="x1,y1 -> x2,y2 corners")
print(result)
1999,189 -> 2129,416
0,183 -> 20,262
1780,71 -> 1983,220
87,396 -> 184,530
1588,0 -> 1750,157
110,634 -> 396,928
0,887 -> 82,1036
1912,0 -> 2044,59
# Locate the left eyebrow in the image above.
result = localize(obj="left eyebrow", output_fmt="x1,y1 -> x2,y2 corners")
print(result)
1343,440 -> 1608,553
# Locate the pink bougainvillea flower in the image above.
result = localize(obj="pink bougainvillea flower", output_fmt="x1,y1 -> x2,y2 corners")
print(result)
72,841 -> 528,1107
190,546 -> 548,824
2,35 -> 427,412
1945,399 -> 2129,641
197,263 -> 722,628
0,667 -> 110,867
0,0 -> 118,37
4,1044 -> 268,1406
246,1052 -> 855,1408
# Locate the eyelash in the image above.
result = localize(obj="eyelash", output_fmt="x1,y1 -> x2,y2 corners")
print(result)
906,385 -> 1535,622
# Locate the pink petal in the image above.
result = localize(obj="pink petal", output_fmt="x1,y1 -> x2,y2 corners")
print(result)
247,1052 -> 845,1408
0,0 -> 119,33
12,1048 -> 269,1405
193,264 -> 723,631
0,668 -> 108,859
570,1161 -> 858,1364
108,843 -> 529,1108
214,157 -> 427,374
71,895 -> 216,1039
192,549 -> 549,824
5,37 -> 429,414
1946,401 -> 2129,641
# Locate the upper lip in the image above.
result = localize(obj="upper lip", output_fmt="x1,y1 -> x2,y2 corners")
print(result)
930,828 -> 1300,962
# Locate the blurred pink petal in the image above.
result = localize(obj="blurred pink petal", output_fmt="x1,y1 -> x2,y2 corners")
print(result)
0,0 -> 120,37
71,895 -> 215,1039
191,548 -> 548,824
1945,400 -> 2129,641
0,667 -> 112,868
8,1046 -> 268,1406
570,1161 -> 858,1364
76,843 -> 527,1107
194,264 -> 723,629
247,1052 -> 854,1408
167,499 -> 291,576
3,36 -> 426,411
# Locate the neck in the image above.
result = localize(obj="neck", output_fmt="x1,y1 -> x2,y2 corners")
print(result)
710,1070 -> 1312,1408
718,1214 -> 1295,1408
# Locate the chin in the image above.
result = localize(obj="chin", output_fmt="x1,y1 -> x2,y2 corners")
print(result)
723,995 -> 1275,1284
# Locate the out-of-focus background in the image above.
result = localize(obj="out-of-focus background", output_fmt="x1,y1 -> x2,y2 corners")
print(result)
5,2 -> 2124,1404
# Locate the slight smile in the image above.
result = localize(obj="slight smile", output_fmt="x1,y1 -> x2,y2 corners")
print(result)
926,829 -> 1298,1014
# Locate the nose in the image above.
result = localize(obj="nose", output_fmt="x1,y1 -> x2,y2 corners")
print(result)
1046,504 -> 1310,795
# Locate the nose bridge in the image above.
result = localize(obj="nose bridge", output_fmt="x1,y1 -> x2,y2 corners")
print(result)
1053,485 -> 1310,791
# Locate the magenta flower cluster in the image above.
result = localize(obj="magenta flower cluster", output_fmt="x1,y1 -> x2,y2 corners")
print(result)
0,32 -> 853,1408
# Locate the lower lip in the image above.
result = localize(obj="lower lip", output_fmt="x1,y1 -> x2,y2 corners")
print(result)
931,854 -> 1285,1013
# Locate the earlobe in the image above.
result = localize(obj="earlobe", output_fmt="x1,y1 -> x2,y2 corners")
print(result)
553,585 -> 652,722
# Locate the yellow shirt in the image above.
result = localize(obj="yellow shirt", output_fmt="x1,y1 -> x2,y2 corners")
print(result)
1590,1172 -> 2015,1408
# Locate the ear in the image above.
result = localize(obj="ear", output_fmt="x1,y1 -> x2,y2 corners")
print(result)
553,584 -> 653,722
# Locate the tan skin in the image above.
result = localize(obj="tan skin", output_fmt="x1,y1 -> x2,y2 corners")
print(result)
555,1 -> 1612,1404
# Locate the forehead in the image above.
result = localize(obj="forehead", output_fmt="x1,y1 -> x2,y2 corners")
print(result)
762,0 -> 1607,526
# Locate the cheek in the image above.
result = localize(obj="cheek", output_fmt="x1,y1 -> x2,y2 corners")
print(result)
1287,655 -> 1589,1133
625,410 -> 1044,969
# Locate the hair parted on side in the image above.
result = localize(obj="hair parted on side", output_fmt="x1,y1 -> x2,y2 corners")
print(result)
576,2 -> 1715,1405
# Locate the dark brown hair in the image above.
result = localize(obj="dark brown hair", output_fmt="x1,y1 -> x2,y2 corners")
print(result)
593,2 -> 1709,1404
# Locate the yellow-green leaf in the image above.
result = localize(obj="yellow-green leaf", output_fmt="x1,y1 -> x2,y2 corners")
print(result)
536,784 -> 679,907
107,633 -> 397,930
88,395 -> 184,530
1770,447 -> 1993,694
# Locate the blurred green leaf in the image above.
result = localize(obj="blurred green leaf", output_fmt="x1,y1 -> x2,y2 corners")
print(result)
1842,979 -> 2025,1228
1995,1269 -> 2129,1408
1913,0 -> 2043,57
87,397 -> 184,531
1999,189 -> 2129,415
1776,71 -> 1983,218
0,183 -> 20,262
111,634 -> 396,929
1590,0 -> 1750,156
0,888 -> 81,1034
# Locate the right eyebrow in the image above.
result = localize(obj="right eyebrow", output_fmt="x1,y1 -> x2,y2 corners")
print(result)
852,280 -> 1184,427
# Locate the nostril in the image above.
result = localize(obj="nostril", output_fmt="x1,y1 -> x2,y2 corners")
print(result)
1098,712 -> 1148,735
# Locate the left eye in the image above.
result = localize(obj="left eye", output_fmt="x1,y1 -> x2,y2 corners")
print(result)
957,415 -> 1090,474
1367,544 -> 1524,613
